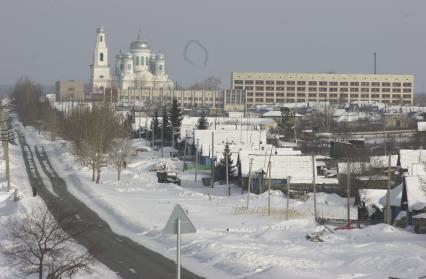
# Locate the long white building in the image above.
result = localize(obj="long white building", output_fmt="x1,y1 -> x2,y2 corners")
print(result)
231,72 -> 414,106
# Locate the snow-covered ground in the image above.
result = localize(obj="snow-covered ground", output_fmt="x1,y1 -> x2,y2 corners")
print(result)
16,125 -> 426,279
0,130 -> 119,278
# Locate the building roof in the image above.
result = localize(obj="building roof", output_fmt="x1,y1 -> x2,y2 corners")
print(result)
399,149 -> 426,175
418,121 -> 426,132
239,154 -> 338,184
192,129 -> 267,147
379,176 -> 426,211
370,155 -> 398,168
379,182 -> 403,208
358,189 -> 386,216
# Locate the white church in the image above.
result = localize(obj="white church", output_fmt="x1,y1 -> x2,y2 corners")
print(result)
90,26 -> 174,92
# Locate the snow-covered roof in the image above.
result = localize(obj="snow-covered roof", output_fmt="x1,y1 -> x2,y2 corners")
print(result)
399,149 -> 426,174
370,155 -> 398,168
417,121 -> 426,132
240,154 -> 338,184
379,176 -> 426,211
413,213 -> 426,219
337,162 -> 371,174
179,117 -> 275,140
379,183 -> 403,208
358,189 -> 386,216
404,176 -> 426,211
192,129 -> 267,147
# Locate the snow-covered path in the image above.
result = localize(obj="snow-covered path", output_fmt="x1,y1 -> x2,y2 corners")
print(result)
19,125 -> 426,279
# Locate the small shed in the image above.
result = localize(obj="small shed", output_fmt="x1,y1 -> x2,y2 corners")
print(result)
413,213 -> 426,234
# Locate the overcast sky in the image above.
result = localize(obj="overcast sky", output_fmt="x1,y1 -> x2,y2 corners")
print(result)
1,0 -> 425,91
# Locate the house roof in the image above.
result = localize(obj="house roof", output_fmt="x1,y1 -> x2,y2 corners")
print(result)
370,155 -> 398,168
379,182 -> 403,208
337,162 -> 371,175
404,176 -> 426,211
399,149 -> 426,175
192,129 -> 267,147
239,154 -> 338,184
417,121 -> 426,132
358,189 -> 386,216
379,176 -> 426,211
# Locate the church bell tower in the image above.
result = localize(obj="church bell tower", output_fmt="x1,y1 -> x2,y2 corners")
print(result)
90,26 -> 112,92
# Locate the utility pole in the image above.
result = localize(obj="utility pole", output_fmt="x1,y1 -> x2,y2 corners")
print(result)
195,139 -> 199,182
152,115 -> 155,148
246,157 -> 253,209
161,109 -> 164,158
226,143 -> 230,196
267,160 -> 272,215
145,115 -> 148,146
211,131 -> 215,188
386,153 -> 392,224
183,136 -> 187,172
171,123 -> 175,158
312,153 -> 317,221
346,157 -> 351,223
286,176 -> 291,220
1,107 -> 10,192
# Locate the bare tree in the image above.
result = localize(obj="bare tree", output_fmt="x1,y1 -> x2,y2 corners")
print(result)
189,76 -> 222,90
76,104 -> 122,183
1,204 -> 93,279
109,136 -> 132,181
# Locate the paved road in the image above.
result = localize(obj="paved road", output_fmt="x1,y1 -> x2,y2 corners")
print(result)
17,130 -> 203,279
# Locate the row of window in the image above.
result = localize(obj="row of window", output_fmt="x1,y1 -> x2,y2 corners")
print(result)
234,80 -> 412,87
246,92 -> 411,98
235,85 -> 412,93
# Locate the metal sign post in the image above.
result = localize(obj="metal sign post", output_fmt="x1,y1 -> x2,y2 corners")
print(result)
164,204 -> 196,279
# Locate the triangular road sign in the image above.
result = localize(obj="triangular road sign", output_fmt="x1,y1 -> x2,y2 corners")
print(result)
164,204 -> 196,234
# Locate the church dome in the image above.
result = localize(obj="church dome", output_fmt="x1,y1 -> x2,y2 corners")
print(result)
130,30 -> 151,50
96,26 -> 104,33
123,53 -> 133,59
130,40 -> 150,50
156,53 -> 165,60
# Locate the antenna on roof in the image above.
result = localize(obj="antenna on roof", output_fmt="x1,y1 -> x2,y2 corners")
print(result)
373,52 -> 377,75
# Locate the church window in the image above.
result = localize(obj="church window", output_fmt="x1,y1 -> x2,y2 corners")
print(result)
141,57 -> 144,65
146,57 -> 149,65
135,57 -> 139,65
100,53 -> 104,62
120,64 -> 124,70
100,36 -> 103,42
128,64 -> 132,70
159,65 -> 163,71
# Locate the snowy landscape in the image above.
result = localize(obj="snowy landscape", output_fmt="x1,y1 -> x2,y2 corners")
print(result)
2,2 -> 426,278
1,120 -> 424,278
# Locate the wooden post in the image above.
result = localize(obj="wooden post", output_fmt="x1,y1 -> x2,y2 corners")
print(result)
346,157 -> 351,223
171,123 -> 175,158
226,143 -> 230,196
246,157 -> 253,209
286,176 -> 291,220
211,131 -> 215,188
386,153 -> 392,224
267,160 -> 272,215
195,139 -> 199,182
312,153 -> 317,221
161,108 -> 164,158
183,137 -> 187,172
145,116 -> 148,146
152,115 -> 155,148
